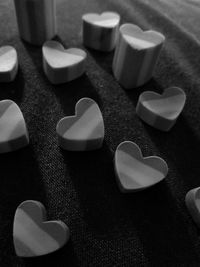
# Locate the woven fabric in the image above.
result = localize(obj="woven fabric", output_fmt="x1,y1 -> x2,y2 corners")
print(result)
0,0 -> 200,266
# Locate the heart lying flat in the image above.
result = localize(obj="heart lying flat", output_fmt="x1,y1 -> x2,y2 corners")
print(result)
56,98 -> 105,151
43,40 -> 87,84
113,23 -> 165,88
0,46 -> 18,82
82,12 -> 120,51
136,87 -> 186,131
13,200 -> 70,257
0,99 -> 29,153
185,187 -> 200,228
114,141 -> 168,192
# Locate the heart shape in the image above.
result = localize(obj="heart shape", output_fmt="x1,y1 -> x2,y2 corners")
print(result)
185,187 -> 200,228
56,98 -> 105,151
114,141 -> 168,192
82,12 -> 120,28
120,24 -> 165,50
136,87 -> 186,131
43,41 -> 87,84
13,200 -> 70,257
0,46 -> 18,82
113,23 -> 165,88
82,12 -> 120,51
0,99 -> 29,153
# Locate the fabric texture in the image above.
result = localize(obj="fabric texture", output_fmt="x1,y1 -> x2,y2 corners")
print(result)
0,0 -> 200,265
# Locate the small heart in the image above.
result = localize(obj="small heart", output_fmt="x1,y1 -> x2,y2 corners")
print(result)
56,98 -> 105,151
0,99 -> 29,153
114,141 -> 168,192
13,200 -> 70,257
82,12 -> 120,51
0,46 -> 18,82
185,187 -> 200,228
136,87 -> 186,131
113,23 -> 165,88
43,41 -> 87,84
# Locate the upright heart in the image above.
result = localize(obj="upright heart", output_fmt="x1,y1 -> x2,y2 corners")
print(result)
114,141 -> 168,192
0,46 -> 18,82
13,200 -> 70,257
56,97 -> 105,151
82,12 -> 120,51
0,99 -> 29,153
136,87 -> 186,131
113,23 -> 165,89
43,41 -> 87,84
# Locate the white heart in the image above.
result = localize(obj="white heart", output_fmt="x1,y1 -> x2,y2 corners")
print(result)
13,200 -> 70,257
136,87 -> 186,131
56,98 -> 105,151
43,41 -> 87,84
0,46 -> 18,82
0,99 -> 29,153
114,141 -> 168,192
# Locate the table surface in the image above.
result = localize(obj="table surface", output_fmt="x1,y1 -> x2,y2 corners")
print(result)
1,0 -> 200,266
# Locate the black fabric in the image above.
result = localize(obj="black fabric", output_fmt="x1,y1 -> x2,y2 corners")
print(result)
0,0 -> 200,266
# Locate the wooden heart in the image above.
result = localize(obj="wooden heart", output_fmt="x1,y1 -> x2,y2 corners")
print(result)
113,23 -> 165,88
185,187 -> 200,228
56,98 -> 105,151
43,41 -> 87,84
0,99 -> 29,153
0,46 -> 18,82
136,87 -> 186,131
114,141 -> 168,192
82,12 -> 120,51
13,200 -> 70,257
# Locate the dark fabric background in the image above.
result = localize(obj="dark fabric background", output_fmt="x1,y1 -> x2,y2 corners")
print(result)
0,0 -> 200,266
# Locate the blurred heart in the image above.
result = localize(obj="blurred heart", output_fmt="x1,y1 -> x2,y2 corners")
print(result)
185,187 -> 200,228
0,46 -> 18,82
82,11 -> 120,51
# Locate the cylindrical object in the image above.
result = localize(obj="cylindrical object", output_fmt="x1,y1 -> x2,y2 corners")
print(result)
14,0 -> 56,46
82,12 -> 120,52
113,23 -> 165,89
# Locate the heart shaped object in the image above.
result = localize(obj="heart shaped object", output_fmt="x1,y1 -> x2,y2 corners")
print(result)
82,12 -> 120,51
114,141 -> 168,192
43,41 -> 87,84
56,98 -> 105,151
0,99 -> 29,153
136,87 -> 186,131
185,187 -> 200,228
113,23 -> 165,89
0,46 -> 18,82
13,200 -> 70,257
